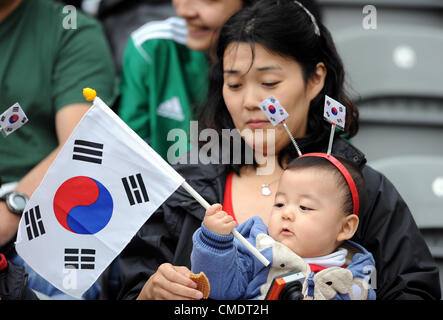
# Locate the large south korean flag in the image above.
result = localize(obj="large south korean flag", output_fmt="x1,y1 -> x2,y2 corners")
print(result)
15,93 -> 184,298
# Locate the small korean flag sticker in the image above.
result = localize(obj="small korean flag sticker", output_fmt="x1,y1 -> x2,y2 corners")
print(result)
324,95 -> 346,131
259,96 -> 289,126
0,103 -> 29,136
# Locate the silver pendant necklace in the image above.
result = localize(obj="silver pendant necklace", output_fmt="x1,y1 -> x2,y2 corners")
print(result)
261,184 -> 272,196
261,177 -> 280,196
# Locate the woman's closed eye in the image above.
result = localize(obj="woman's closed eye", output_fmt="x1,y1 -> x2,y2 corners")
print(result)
227,83 -> 242,89
262,81 -> 280,87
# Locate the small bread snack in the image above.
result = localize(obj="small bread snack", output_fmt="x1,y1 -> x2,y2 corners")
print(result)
189,272 -> 210,299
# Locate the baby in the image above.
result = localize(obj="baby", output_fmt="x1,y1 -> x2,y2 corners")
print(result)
191,153 -> 376,300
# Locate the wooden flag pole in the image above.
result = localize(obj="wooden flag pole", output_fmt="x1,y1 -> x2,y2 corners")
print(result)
181,181 -> 270,267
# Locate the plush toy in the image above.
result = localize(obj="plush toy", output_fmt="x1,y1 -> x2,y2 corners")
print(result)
255,234 -> 373,300
306,267 -> 369,300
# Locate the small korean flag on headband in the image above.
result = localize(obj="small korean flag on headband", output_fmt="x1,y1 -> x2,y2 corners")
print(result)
259,96 -> 289,126
324,95 -> 346,131
0,103 -> 28,136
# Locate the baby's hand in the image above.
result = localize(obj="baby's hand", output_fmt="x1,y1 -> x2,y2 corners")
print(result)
204,204 -> 237,236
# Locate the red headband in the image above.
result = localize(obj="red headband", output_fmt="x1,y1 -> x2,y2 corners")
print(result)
298,153 -> 360,216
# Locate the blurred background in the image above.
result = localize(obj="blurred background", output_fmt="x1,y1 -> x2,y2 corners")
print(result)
59,0 -> 443,297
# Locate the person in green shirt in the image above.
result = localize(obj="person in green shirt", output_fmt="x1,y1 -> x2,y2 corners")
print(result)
0,0 -> 115,298
118,0 -> 255,162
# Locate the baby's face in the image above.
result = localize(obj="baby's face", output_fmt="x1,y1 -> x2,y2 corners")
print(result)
268,168 -> 348,258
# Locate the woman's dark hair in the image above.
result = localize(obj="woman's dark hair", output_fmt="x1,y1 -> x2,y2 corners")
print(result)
198,0 -> 358,172
286,155 -> 366,216
242,0 -> 258,6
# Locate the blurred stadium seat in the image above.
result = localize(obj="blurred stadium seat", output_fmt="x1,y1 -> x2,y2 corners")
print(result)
370,155 -> 443,297
369,156 -> 443,229
319,0 -> 443,297
318,0 -> 443,160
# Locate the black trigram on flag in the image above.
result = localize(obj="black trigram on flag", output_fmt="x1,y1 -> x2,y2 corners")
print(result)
72,140 -> 103,164
24,205 -> 46,240
64,248 -> 96,270
122,173 -> 149,206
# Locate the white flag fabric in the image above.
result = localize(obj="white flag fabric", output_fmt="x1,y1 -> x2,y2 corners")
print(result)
323,95 -> 346,131
15,97 -> 184,298
0,103 -> 28,136
258,96 -> 289,126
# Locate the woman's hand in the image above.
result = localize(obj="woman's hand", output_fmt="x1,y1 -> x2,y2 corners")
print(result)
137,263 -> 204,300
204,203 -> 237,236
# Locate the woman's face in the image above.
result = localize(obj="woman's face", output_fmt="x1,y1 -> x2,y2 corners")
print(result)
222,42 -> 325,156
173,0 -> 243,52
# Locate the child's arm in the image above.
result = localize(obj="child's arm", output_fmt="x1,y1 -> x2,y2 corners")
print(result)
191,204 -> 251,300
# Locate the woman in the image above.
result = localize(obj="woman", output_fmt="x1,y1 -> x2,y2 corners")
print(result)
118,0 -> 440,300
